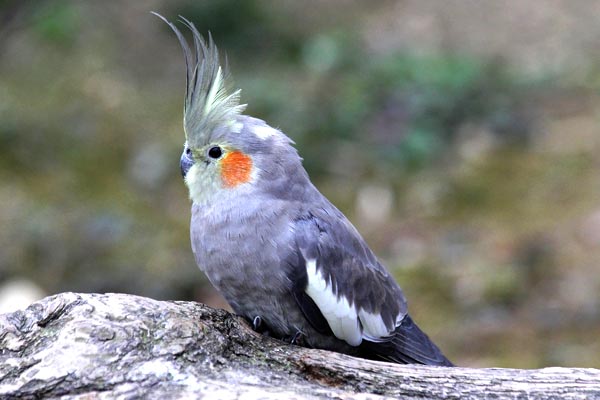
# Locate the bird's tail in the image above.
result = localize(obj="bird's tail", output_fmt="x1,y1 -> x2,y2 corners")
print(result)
360,314 -> 454,366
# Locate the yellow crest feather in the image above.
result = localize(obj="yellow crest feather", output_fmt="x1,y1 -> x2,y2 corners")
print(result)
153,13 -> 247,147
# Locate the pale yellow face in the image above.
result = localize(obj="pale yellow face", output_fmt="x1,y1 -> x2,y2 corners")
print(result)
184,142 -> 255,205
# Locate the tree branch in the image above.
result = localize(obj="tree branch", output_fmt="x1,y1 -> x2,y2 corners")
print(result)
0,293 -> 598,399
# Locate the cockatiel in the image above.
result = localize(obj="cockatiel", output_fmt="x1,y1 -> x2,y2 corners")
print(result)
156,13 -> 453,366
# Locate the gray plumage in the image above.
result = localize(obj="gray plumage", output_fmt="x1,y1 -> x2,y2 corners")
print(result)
156,13 -> 453,367
153,13 -> 246,149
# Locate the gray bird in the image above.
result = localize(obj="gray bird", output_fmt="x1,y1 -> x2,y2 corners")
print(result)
156,13 -> 453,367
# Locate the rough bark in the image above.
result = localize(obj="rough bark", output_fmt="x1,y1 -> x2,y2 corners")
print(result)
0,293 -> 598,399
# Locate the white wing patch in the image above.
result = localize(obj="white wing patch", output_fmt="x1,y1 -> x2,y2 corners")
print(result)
253,125 -> 277,140
358,310 -> 392,342
305,259 -> 362,346
304,259 -> 396,346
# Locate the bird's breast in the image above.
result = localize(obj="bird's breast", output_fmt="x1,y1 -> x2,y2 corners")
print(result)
190,201 -> 294,314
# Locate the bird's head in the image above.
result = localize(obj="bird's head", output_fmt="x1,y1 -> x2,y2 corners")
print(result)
156,14 -> 302,205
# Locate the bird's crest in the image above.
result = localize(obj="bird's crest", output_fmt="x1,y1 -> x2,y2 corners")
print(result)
153,13 -> 246,147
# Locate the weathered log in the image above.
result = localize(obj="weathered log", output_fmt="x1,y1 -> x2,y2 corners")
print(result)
0,292 -> 598,399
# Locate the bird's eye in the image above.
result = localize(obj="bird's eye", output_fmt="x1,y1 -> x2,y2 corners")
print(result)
208,146 -> 223,159
185,147 -> 192,156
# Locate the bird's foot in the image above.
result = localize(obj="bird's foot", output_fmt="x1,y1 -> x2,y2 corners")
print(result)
285,330 -> 305,346
252,316 -> 263,331
250,315 -> 271,336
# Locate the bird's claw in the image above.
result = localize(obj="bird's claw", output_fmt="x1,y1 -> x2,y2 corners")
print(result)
250,315 -> 271,336
252,316 -> 262,332
288,330 -> 304,346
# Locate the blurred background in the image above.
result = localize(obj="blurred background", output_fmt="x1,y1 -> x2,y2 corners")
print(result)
1,0 -> 600,368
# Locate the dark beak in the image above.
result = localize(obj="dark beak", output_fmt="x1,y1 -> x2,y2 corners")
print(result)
180,150 -> 194,178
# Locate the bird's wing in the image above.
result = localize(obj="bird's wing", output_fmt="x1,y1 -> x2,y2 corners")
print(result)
361,314 -> 454,366
285,209 -> 408,347
285,208 -> 453,366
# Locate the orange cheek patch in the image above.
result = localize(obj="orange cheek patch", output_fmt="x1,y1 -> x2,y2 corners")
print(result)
220,151 -> 253,188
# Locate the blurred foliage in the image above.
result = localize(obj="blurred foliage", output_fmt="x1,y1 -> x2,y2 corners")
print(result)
165,1 -> 535,173
31,1 -> 79,45
1,0 -> 600,369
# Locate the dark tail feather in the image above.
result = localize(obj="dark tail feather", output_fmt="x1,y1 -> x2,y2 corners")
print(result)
360,315 -> 454,367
